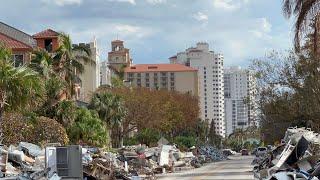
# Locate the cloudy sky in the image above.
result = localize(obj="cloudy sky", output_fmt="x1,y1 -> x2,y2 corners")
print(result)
1,0 -> 294,66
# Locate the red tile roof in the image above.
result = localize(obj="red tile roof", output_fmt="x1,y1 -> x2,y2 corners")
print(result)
0,32 -> 32,50
33,29 -> 59,38
124,64 -> 197,73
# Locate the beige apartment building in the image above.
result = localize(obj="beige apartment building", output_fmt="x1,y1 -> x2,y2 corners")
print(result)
124,64 -> 198,95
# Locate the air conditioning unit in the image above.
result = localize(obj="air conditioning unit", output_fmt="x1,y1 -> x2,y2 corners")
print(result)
46,145 -> 83,179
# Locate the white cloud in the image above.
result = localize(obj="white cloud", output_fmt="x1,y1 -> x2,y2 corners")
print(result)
250,18 -> 272,39
146,0 -> 166,5
108,0 -> 136,5
193,12 -> 209,22
41,0 -> 82,6
260,18 -> 272,32
213,0 -> 250,11
115,24 -> 140,34
66,23 -> 154,44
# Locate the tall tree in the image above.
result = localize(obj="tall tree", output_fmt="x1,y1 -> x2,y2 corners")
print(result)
283,0 -> 320,53
0,45 -> 42,121
53,33 -> 94,99
29,48 -> 54,79
89,92 -> 127,147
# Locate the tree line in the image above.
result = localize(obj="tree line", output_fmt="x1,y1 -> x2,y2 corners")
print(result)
0,32 -> 204,148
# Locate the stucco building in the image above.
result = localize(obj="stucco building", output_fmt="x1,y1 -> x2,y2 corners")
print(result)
75,39 -> 101,102
108,40 -> 132,73
0,22 -> 60,66
124,64 -> 198,95
100,61 -> 112,86
32,29 -> 59,53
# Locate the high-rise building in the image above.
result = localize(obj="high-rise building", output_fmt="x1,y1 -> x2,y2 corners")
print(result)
75,39 -> 100,102
124,64 -> 198,95
170,42 -> 225,137
224,66 -> 257,136
108,40 -> 132,73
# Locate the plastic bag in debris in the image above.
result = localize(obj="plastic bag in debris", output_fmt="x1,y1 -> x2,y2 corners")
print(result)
82,148 -> 93,164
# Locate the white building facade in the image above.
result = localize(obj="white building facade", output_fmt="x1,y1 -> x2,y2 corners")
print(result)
224,66 -> 257,136
170,42 -> 226,137
76,39 -> 100,102
100,61 -> 112,86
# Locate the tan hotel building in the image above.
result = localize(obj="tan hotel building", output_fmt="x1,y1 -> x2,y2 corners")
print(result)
124,64 -> 198,95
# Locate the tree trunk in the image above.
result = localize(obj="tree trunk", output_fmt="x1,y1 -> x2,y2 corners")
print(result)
0,107 -> 3,122
119,125 -> 123,148
0,107 -> 4,144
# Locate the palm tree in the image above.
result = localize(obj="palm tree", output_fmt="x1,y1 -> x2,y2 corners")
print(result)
54,33 -> 94,99
283,0 -> 320,53
29,48 -> 54,79
89,92 -> 127,147
0,45 -> 42,121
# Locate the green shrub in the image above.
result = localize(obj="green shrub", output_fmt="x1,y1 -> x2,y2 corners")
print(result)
136,128 -> 160,146
67,108 -> 109,147
124,137 -> 139,146
173,136 -> 196,150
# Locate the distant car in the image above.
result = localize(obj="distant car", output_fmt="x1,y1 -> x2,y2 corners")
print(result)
256,147 -> 267,157
241,149 -> 249,156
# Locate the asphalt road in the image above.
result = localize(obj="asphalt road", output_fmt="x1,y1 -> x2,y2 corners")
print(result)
158,155 -> 255,180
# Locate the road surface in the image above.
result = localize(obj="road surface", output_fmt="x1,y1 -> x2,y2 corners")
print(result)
158,155 -> 254,180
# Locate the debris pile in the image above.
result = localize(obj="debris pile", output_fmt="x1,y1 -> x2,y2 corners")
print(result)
252,127 -> 320,180
0,142 -> 50,179
0,140 -> 228,179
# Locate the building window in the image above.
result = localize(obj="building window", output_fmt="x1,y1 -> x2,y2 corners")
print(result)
12,54 -> 24,67
45,39 -> 53,52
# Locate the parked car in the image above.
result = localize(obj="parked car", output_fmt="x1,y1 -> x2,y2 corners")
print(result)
241,149 -> 249,156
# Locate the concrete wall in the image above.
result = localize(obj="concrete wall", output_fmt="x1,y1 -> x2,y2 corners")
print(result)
175,71 -> 198,95
77,40 -> 100,102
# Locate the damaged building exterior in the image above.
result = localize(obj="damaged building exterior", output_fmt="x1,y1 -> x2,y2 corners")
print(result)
170,42 -> 226,137
224,66 -> 258,136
